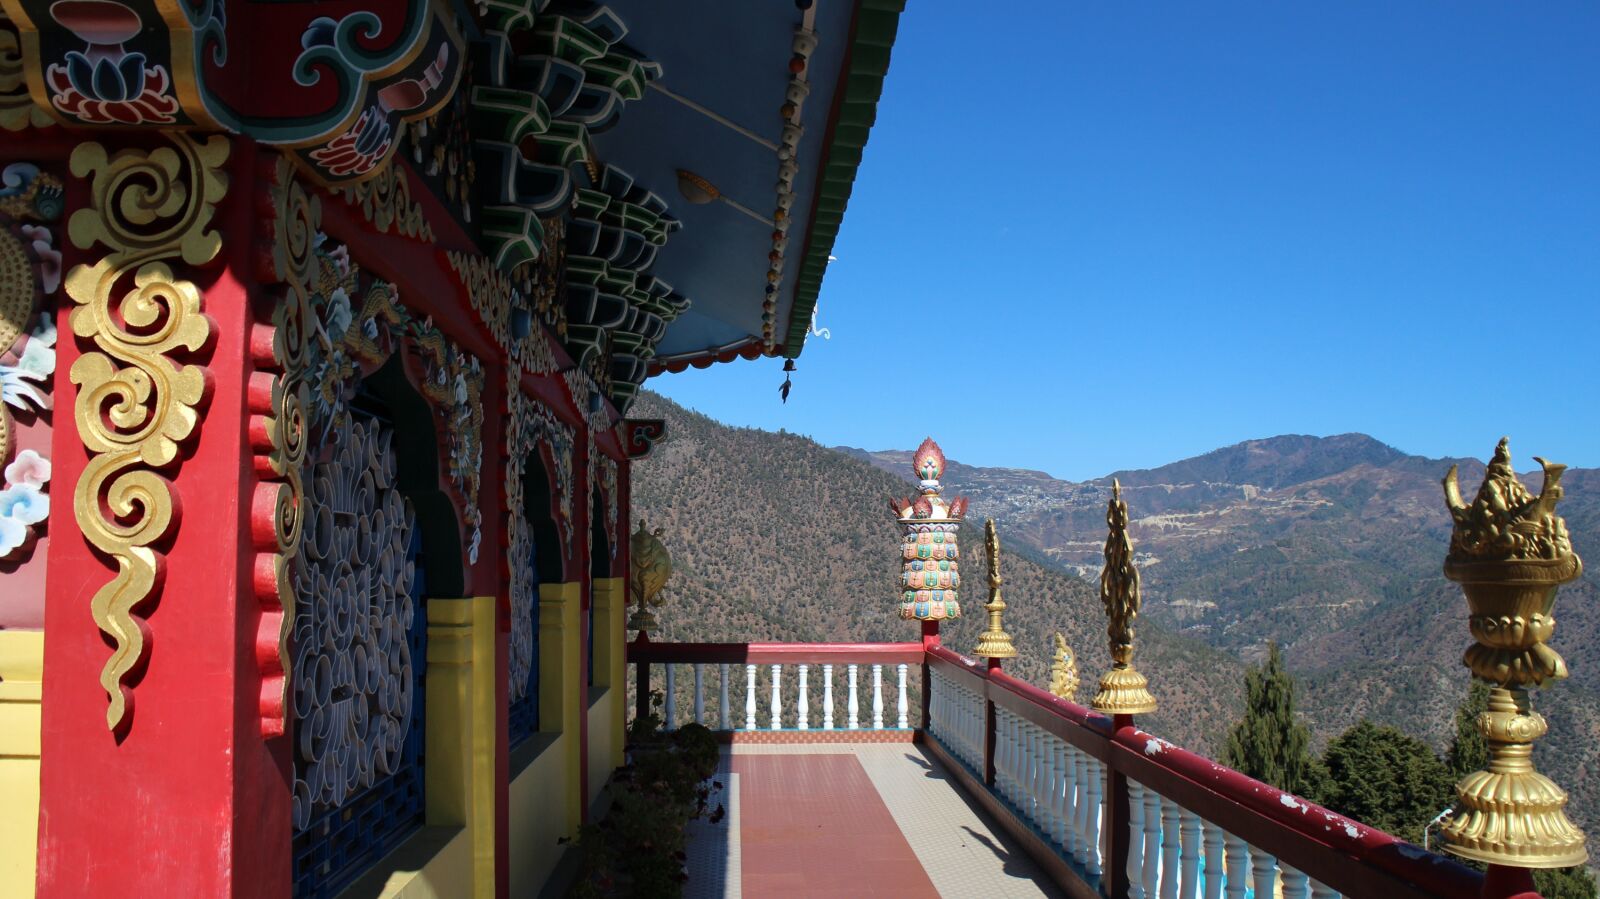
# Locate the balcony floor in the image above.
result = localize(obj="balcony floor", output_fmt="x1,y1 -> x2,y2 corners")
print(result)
685,742 -> 1067,898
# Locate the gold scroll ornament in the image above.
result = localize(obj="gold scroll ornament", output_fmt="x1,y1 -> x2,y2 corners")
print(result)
66,135 -> 227,732
1437,438 -> 1586,868
1092,479 -> 1156,716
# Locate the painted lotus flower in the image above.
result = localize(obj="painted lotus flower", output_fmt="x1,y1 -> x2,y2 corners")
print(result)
45,54 -> 180,125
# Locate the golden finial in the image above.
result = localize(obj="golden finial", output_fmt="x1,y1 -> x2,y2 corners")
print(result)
972,518 -> 1016,659
1049,632 -> 1079,701
628,520 -> 671,633
1092,479 -> 1156,715
1437,439 -> 1586,868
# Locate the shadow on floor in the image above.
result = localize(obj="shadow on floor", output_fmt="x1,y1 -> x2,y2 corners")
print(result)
903,751 -> 951,781
961,825 -> 1046,881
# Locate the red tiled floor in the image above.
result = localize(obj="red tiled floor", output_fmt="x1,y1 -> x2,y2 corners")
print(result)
733,753 -> 940,898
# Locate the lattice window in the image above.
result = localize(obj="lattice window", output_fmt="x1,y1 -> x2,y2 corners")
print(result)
290,406 -> 427,899
507,533 -> 541,746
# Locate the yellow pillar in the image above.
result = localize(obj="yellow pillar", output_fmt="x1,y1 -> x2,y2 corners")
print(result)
592,577 -> 626,770
424,597 -> 497,899
539,582 -> 584,833
0,630 -> 43,899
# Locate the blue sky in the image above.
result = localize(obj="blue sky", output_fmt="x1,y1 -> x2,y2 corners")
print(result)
651,2 -> 1599,481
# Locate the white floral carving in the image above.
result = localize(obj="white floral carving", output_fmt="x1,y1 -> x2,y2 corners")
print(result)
290,418 -> 417,832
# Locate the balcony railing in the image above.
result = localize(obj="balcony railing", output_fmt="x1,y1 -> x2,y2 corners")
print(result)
626,637 -> 1486,899
627,639 -> 924,733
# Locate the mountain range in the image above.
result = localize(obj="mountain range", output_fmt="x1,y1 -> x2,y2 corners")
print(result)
627,391 -> 1599,853
839,433 -> 1600,848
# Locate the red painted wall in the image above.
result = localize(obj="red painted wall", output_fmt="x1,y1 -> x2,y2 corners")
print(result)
36,138 -> 291,899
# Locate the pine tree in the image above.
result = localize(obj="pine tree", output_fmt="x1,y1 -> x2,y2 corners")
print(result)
1534,866 -> 1600,899
1446,679 -> 1490,779
1223,642 -> 1324,799
1319,720 -> 1453,845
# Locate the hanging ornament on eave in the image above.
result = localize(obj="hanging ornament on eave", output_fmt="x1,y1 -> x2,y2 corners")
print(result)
779,359 -> 795,403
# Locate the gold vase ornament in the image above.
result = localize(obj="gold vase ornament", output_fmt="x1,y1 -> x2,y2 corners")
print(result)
628,521 -> 671,633
1437,438 -> 1586,868
1092,480 -> 1156,715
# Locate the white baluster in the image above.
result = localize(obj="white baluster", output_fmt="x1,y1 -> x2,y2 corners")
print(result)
1159,796 -> 1181,899
1202,819 -> 1226,899
1248,845 -> 1276,899
871,664 -> 884,730
745,664 -> 757,730
1178,808 -> 1202,899
997,711 -> 1010,801
800,659 -> 812,729
1041,733 -> 1057,838
1308,880 -> 1339,899
896,663 -> 909,729
1013,716 -> 1024,807
1056,742 -> 1081,851
1084,754 -> 1104,875
1016,718 -> 1028,810
664,664 -> 676,731
1222,831 -> 1248,899
1126,781 -> 1147,899
769,664 -> 782,730
1280,864 -> 1311,899
693,664 -> 705,725
1142,788 -> 1161,899
1033,727 -> 1047,827
719,663 -> 730,730
847,664 -> 859,729
1030,723 -> 1043,825
999,712 -> 1012,803
1081,745 -> 1094,863
822,664 -> 835,730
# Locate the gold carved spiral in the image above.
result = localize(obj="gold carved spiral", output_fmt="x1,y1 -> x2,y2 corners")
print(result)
65,135 -> 228,732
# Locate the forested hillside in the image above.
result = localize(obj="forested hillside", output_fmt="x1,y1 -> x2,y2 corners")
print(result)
628,392 -> 1244,752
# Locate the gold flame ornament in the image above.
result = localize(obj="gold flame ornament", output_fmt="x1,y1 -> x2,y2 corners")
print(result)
628,520 -> 671,633
1049,633 -> 1079,701
972,519 -> 1016,659
1092,480 -> 1156,715
1437,438 -> 1586,868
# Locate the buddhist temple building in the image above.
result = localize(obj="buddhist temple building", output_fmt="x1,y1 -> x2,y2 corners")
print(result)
0,0 -> 1588,897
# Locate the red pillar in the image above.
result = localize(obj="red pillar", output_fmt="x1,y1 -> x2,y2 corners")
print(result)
919,622 -> 939,730
983,656 -> 1001,786
36,137 -> 291,898
1102,713 -> 1135,899
575,421 -> 591,823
